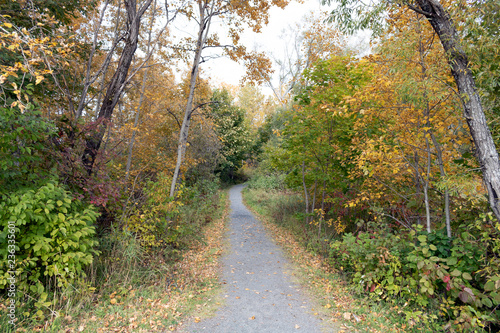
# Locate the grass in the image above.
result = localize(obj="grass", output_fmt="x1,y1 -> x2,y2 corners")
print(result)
242,187 -> 440,333
1,191 -> 229,333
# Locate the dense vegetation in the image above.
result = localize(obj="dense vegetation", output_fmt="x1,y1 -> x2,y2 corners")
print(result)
0,0 -> 274,331
245,1 -> 500,331
1,0 -> 500,332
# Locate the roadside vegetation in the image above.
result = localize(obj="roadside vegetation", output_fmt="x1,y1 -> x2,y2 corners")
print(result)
238,1 -> 500,331
2,0 -> 500,332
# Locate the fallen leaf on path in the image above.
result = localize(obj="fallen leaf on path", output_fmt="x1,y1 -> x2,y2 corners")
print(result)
295,324 -> 300,329
194,317 -> 201,323
249,316 -> 255,320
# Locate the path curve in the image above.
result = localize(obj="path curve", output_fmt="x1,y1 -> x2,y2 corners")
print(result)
185,184 -> 330,332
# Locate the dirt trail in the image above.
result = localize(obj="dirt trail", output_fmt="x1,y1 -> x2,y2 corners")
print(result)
185,184 -> 336,332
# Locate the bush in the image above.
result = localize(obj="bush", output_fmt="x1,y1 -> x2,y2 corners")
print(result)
0,104 -> 54,192
0,181 -> 99,312
125,175 -> 222,254
247,172 -> 285,191
329,216 -> 500,330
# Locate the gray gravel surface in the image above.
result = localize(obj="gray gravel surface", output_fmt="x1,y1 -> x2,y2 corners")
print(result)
185,184 -> 334,333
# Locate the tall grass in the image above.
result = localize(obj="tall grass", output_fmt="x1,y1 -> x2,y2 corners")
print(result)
1,181 -> 226,333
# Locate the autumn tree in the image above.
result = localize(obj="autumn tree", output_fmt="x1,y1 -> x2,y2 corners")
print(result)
263,12 -> 347,106
169,0 -> 290,197
272,56 -> 371,234
323,0 -> 500,220
81,0 -> 154,175
236,84 -> 275,129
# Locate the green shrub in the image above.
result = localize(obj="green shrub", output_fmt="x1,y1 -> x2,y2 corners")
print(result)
330,215 -> 500,330
247,172 -> 285,191
0,181 -> 99,311
125,175 -> 222,256
0,104 -> 54,192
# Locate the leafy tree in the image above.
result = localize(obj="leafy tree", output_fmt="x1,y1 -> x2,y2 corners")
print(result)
265,12 -> 347,106
210,89 -> 251,182
169,0 -> 291,197
0,0 -> 96,29
82,0 -> 154,175
273,56 -> 371,231
323,0 -> 500,221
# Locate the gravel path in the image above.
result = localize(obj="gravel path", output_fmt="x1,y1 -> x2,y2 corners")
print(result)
185,184 -> 334,333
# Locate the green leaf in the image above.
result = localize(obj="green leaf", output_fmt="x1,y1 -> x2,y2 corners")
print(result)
429,244 -> 437,251
485,280 -> 496,291
451,269 -> 462,277
462,272 -> 473,281
58,213 -> 65,222
447,257 -> 457,266
482,297 -> 493,308
417,235 -> 427,243
493,293 -> 500,304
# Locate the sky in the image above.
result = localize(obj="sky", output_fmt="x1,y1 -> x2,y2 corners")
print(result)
168,0 -> 371,95
203,0 -> 327,90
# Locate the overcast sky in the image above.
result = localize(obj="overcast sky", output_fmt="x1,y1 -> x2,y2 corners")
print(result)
203,0 -> 326,89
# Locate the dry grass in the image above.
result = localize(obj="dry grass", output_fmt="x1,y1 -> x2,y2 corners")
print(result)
4,191 -> 229,333
242,188 -> 412,333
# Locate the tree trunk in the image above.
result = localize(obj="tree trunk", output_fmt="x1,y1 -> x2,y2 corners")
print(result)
424,133 -> 433,233
430,130 -> 451,237
302,161 -> 310,224
82,0 -> 152,175
413,0 -> 500,221
125,0 -> 157,182
170,2 -> 213,197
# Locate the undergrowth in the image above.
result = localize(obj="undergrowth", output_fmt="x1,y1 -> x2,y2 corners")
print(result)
0,186 -> 228,333
242,186 -> 448,332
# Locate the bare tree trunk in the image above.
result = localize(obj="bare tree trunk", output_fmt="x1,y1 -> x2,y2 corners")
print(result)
82,0 -> 153,175
319,181 -> 326,238
416,18 -> 452,236
429,131 -> 451,237
125,0 -> 157,182
75,0 -> 112,122
170,1 -> 213,197
302,161 -> 310,224
424,136 -> 432,233
414,151 -> 423,226
413,0 -> 500,221
312,176 -> 317,218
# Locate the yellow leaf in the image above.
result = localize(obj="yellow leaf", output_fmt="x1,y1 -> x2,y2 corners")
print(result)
249,316 -> 255,320
35,75 -> 44,85
4,22 -> 12,28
